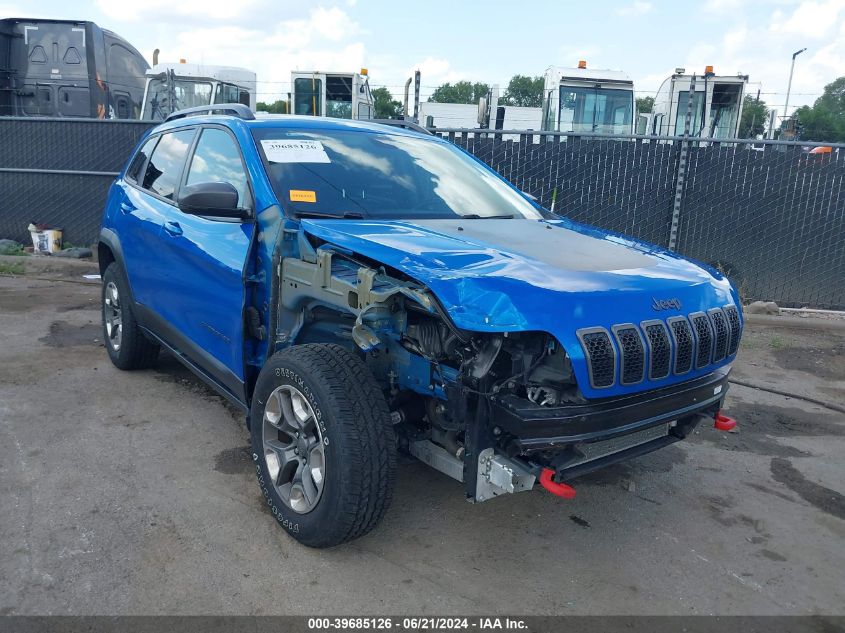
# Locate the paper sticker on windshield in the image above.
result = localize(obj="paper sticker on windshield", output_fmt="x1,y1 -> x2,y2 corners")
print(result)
290,190 -> 317,203
261,139 -> 330,164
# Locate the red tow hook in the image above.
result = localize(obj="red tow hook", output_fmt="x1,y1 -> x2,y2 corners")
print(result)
539,468 -> 576,499
715,411 -> 737,431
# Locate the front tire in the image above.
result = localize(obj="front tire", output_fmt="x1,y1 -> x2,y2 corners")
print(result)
250,344 -> 396,548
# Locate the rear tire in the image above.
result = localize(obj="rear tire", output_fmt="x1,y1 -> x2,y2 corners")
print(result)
101,262 -> 159,370
250,344 -> 396,548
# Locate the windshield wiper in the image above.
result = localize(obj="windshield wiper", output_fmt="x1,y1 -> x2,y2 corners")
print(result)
460,213 -> 515,219
293,210 -> 366,220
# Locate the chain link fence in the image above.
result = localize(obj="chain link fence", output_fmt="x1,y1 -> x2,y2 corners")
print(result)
0,118 -> 843,309
436,130 -> 845,310
0,117 -> 153,247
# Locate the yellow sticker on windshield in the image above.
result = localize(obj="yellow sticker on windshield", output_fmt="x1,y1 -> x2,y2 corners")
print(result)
290,190 -> 317,203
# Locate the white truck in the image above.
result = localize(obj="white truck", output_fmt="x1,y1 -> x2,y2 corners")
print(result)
419,62 -> 635,137
141,61 -> 256,121
643,66 -> 748,138
540,62 -> 635,135
289,70 -> 374,120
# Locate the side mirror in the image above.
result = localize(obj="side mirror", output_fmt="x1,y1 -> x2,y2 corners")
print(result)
178,182 -> 245,219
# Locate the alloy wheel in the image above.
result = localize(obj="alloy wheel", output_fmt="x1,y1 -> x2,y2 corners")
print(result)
262,384 -> 326,513
103,281 -> 123,352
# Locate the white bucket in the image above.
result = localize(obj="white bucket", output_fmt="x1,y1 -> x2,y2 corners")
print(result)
30,228 -> 63,254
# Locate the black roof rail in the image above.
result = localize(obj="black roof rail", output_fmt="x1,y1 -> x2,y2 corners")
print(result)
369,118 -> 433,135
165,103 -> 256,122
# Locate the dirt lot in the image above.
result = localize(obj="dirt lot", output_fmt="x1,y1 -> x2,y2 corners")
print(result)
0,273 -> 843,615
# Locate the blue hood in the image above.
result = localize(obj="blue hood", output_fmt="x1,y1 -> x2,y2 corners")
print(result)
300,217 -> 739,398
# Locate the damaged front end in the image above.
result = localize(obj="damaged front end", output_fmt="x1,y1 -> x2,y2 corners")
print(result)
275,234 -> 730,503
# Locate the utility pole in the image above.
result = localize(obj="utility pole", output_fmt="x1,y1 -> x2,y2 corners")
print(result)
783,47 -> 807,124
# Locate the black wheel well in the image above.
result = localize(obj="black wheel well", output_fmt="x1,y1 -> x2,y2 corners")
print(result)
97,242 -> 115,277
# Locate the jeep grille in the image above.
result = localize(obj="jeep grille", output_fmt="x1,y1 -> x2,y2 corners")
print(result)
576,328 -> 616,389
667,316 -> 694,375
723,305 -> 741,356
612,325 -> 646,385
690,312 -> 714,369
577,304 -> 741,390
708,308 -> 730,362
642,320 -> 671,380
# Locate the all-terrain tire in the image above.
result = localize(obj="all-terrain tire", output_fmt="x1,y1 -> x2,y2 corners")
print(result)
101,262 -> 159,370
250,344 -> 396,548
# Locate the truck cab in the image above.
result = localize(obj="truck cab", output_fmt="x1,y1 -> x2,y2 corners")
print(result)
0,18 -> 148,118
290,70 -> 374,120
541,62 -> 635,135
140,62 -> 256,121
645,66 -> 748,139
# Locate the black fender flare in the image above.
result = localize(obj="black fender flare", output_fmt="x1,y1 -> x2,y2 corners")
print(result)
97,228 -> 138,308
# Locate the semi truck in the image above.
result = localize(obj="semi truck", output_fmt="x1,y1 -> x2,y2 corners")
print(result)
140,60 -> 256,121
541,61 -> 636,135
289,69 -> 374,120
0,18 -> 148,118
643,66 -> 749,138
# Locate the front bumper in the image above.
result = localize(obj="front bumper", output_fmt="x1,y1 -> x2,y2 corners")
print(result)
490,367 -> 730,458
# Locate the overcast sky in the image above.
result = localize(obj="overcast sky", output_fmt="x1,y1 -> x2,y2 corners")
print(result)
2,0 -> 844,115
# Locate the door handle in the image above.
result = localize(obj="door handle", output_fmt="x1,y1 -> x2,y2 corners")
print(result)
119,201 -> 135,214
163,221 -> 183,236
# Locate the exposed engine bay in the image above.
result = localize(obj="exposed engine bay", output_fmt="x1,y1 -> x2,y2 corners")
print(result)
274,237 -> 727,502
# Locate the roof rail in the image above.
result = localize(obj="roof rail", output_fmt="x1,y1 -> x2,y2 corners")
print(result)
164,103 -> 256,122
369,118 -> 433,135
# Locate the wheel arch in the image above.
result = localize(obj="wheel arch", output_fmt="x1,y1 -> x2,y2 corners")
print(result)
97,228 -> 124,276
97,229 -> 136,304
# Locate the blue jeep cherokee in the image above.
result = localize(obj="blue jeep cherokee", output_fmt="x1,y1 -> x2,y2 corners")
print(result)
99,104 -> 742,547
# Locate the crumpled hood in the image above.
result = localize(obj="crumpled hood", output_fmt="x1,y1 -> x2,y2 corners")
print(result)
300,217 -> 739,397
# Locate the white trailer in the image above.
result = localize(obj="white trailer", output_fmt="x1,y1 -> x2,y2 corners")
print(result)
141,62 -> 256,121
646,66 -> 748,138
290,70 -> 374,120
490,104 -> 543,133
418,102 -> 479,129
419,97 -> 543,137
540,62 -> 635,135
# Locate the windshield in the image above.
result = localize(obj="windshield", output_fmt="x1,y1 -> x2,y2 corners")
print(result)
143,78 -> 213,120
294,78 -> 322,116
709,84 -> 743,139
674,91 -> 706,136
557,86 -> 633,134
253,128 -> 544,220
326,75 -> 353,119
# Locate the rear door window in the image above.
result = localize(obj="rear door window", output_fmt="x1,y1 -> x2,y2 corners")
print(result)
126,136 -> 158,183
141,129 -> 196,200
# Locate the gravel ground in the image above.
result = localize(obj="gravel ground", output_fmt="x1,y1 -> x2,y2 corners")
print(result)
0,273 -> 843,616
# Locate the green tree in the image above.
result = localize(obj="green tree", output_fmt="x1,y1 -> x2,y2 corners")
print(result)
372,86 -> 403,119
428,81 -> 490,104
636,96 -> 654,114
738,95 -> 768,138
257,100 -> 287,114
500,75 -> 544,107
794,76 -> 845,142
